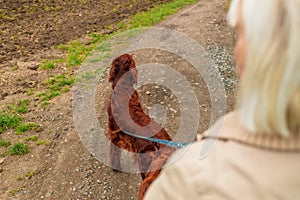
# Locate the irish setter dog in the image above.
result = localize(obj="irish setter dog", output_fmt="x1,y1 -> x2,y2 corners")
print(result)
106,54 -> 175,199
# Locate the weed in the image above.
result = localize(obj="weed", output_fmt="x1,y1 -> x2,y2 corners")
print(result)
9,189 -> 18,196
41,91 -> 61,101
88,33 -> 109,44
0,113 -> 22,133
9,186 -> 25,196
36,75 -> 75,101
40,60 -> 55,70
0,138 -> 11,147
66,41 -> 92,67
11,99 -> 30,114
36,90 -> 47,97
26,88 -> 34,96
16,123 -> 39,135
30,135 -> 39,141
41,101 -> 50,108
36,140 -> 48,145
9,142 -> 29,155
16,176 -> 23,181
24,135 -> 39,142
53,43 -> 68,51
26,171 -> 35,179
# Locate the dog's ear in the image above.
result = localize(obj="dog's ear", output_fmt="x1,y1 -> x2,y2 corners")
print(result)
109,58 -> 119,83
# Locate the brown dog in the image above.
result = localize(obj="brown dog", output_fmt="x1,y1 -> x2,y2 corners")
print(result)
106,54 -> 175,199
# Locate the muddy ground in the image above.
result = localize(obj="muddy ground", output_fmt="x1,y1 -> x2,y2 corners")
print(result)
0,0 -> 237,199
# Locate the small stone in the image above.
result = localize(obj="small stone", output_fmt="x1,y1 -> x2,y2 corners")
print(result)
0,158 -> 4,164
170,108 -> 177,113
78,185 -> 84,190
145,91 -> 151,95
75,168 -> 80,172
83,192 -> 88,196
27,64 -> 40,70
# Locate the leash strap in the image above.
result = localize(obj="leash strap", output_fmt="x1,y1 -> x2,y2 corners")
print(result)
122,130 -> 191,149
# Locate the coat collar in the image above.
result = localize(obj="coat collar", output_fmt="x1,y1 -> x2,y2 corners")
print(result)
199,112 -> 300,151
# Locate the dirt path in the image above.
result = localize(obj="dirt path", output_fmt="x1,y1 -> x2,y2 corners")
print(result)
0,0 -> 237,199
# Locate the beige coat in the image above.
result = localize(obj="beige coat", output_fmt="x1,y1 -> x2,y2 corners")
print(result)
144,112 -> 300,200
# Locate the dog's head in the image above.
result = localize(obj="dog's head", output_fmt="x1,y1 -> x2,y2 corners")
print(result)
109,54 -> 137,88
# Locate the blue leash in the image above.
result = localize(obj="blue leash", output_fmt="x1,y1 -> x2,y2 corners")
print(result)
122,130 -> 191,149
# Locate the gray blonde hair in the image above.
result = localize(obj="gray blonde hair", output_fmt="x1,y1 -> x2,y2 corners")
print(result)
228,0 -> 300,136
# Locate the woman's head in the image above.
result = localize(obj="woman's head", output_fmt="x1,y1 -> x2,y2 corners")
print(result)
228,0 -> 300,136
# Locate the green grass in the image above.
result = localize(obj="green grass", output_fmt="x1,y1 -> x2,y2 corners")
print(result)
16,176 -> 23,181
40,60 -> 55,70
41,91 -> 61,101
36,75 -> 75,102
26,88 -> 35,96
16,123 -> 39,135
24,135 -> 39,142
129,0 -> 197,28
26,171 -> 35,179
36,140 -> 48,145
41,101 -> 50,108
9,186 -> 25,196
0,113 -> 22,134
10,99 -> 30,114
66,41 -> 93,67
0,138 -> 11,147
9,142 -> 29,155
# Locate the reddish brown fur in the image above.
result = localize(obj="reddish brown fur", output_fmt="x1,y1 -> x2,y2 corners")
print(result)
106,54 -> 175,199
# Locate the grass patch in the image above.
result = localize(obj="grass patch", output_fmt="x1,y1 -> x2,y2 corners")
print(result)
0,138 -> 11,147
36,75 -> 75,101
41,91 -> 61,101
40,60 -> 55,70
24,135 -> 39,142
16,176 -> 23,181
128,0 -> 198,29
0,113 -> 22,134
9,142 -> 29,155
16,122 -> 39,135
36,140 -> 48,145
26,171 -> 35,179
10,99 -> 30,114
66,41 -> 93,67
26,88 -> 35,96
46,75 -> 75,87
9,186 -> 25,196
41,101 -> 50,108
